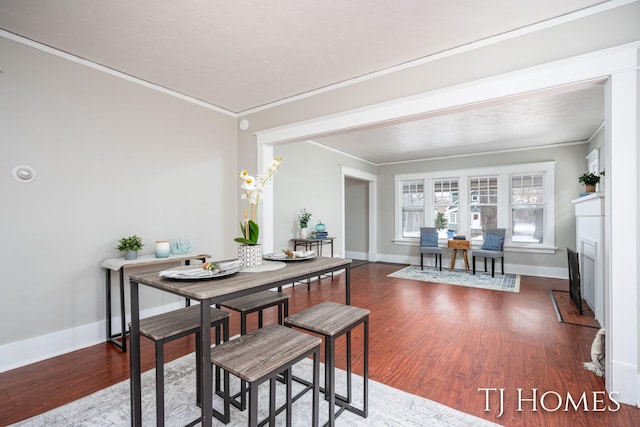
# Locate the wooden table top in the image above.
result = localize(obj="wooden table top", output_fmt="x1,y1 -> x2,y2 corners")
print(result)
129,256 -> 351,302
448,239 -> 470,250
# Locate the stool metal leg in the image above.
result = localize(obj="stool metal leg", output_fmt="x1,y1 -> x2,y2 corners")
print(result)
286,368 -> 293,426
346,330 -> 352,404
326,336 -> 336,427
312,348 -> 320,427
155,341 -> 165,427
269,378 -> 277,426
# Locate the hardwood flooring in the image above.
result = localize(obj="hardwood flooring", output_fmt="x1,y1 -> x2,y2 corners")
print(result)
1,262 -> 638,426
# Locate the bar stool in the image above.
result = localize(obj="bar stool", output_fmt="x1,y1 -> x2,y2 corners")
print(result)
136,305 -> 230,425
217,290 -> 289,410
285,301 -> 369,426
210,323 -> 321,427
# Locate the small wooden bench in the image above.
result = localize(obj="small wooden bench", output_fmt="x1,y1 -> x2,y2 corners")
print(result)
136,305 -> 230,425
210,323 -> 321,426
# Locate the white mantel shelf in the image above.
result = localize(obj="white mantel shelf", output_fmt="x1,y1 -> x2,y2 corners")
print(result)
571,192 -> 605,216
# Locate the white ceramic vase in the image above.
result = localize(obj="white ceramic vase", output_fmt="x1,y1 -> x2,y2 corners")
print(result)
238,244 -> 262,268
300,227 -> 308,239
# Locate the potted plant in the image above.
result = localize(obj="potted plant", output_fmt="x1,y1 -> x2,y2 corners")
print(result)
578,170 -> 604,193
117,235 -> 144,260
298,208 -> 312,239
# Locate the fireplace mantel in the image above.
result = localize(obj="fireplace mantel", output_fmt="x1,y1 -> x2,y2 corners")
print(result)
572,192 -> 605,216
571,192 -> 605,325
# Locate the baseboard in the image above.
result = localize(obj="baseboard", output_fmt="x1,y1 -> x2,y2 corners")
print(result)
345,250 -> 368,260
375,253 -> 568,279
608,359 -> 640,406
0,301 -> 184,373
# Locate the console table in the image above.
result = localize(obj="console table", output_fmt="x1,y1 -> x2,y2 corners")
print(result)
448,239 -> 470,272
292,237 -> 335,283
101,253 -> 210,352
292,236 -> 335,257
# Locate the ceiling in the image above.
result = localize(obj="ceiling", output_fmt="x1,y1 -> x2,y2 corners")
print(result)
0,0 -> 610,163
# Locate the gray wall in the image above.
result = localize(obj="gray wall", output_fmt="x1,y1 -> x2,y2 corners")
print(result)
377,144 -> 588,270
271,141 -> 374,256
1,1 -> 638,378
345,178 -> 369,256
0,38 -> 237,350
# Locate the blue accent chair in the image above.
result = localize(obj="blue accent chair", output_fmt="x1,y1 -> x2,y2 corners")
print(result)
420,227 -> 442,271
472,228 -> 506,277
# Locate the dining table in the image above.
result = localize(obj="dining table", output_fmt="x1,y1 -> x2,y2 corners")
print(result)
128,256 -> 352,427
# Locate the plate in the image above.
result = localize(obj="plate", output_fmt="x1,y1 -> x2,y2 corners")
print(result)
263,253 -> 317,262
159,263 -> 242,280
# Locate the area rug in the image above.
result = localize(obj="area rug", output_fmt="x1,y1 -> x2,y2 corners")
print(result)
12,351 -> 500,427
388,265 -> 520,293
550,290 -> 600,328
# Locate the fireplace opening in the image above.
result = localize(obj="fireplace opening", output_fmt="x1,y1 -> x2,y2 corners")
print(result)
567,248 -> 582,314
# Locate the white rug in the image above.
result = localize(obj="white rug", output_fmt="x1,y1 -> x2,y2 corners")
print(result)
12,351 -> 500,426
388,266 -> 520,293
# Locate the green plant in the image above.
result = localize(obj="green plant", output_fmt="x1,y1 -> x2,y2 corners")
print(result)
116,235 -> 144,253
298,208 -> 312,229
235,220 -> 260,245
434,212 -> 448,229
578,170 -> 605,186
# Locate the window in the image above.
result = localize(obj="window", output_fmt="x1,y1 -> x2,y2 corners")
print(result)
394,162 -> 555,253
401,180 -> 424,238
433,179 -> 458,235
511,173 -> 544,243
469,176 -> 498,240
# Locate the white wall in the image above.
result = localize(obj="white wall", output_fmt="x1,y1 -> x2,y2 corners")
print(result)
0,37 -> 238,370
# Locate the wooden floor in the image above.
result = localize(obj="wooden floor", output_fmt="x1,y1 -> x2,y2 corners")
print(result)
1,262 -> 638,426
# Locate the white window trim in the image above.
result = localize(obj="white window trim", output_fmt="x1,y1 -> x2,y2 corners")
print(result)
393,161 -> 556,254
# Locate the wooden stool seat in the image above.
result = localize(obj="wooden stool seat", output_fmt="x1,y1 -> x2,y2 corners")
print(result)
285,301 -> 369,426
136,305 -> 230,425
211,324 -> 321,426
218,290 -> 290,410
218,290 -> 289,334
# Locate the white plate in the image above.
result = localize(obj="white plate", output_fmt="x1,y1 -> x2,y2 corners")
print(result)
159,263 -> 242,280
263,253 -> 317,262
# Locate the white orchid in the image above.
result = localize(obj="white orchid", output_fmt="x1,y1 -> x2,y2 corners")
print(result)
235,158 -> 282,245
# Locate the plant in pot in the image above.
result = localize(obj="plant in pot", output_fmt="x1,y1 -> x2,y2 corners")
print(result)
298,208 -> 312,239
235,158 -> 282,267
578,170 -> 605,193
117,235 -> 144,260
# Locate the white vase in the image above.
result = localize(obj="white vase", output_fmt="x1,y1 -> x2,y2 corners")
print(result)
300,228 -> 308,239
238,244 -> 262,268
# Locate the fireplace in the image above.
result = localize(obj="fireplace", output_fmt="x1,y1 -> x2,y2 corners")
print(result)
567,248 -> 582,314
571,193 -> 604,324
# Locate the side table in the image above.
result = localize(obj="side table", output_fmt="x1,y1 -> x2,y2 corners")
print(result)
292,237 -> 335,285
101,253 -> 210,352
292,237 -> 335,257
448,240 -> 470,272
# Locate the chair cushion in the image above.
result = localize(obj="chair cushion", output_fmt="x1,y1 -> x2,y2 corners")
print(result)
420,232 -> 438,247
481,234 -> 504,251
